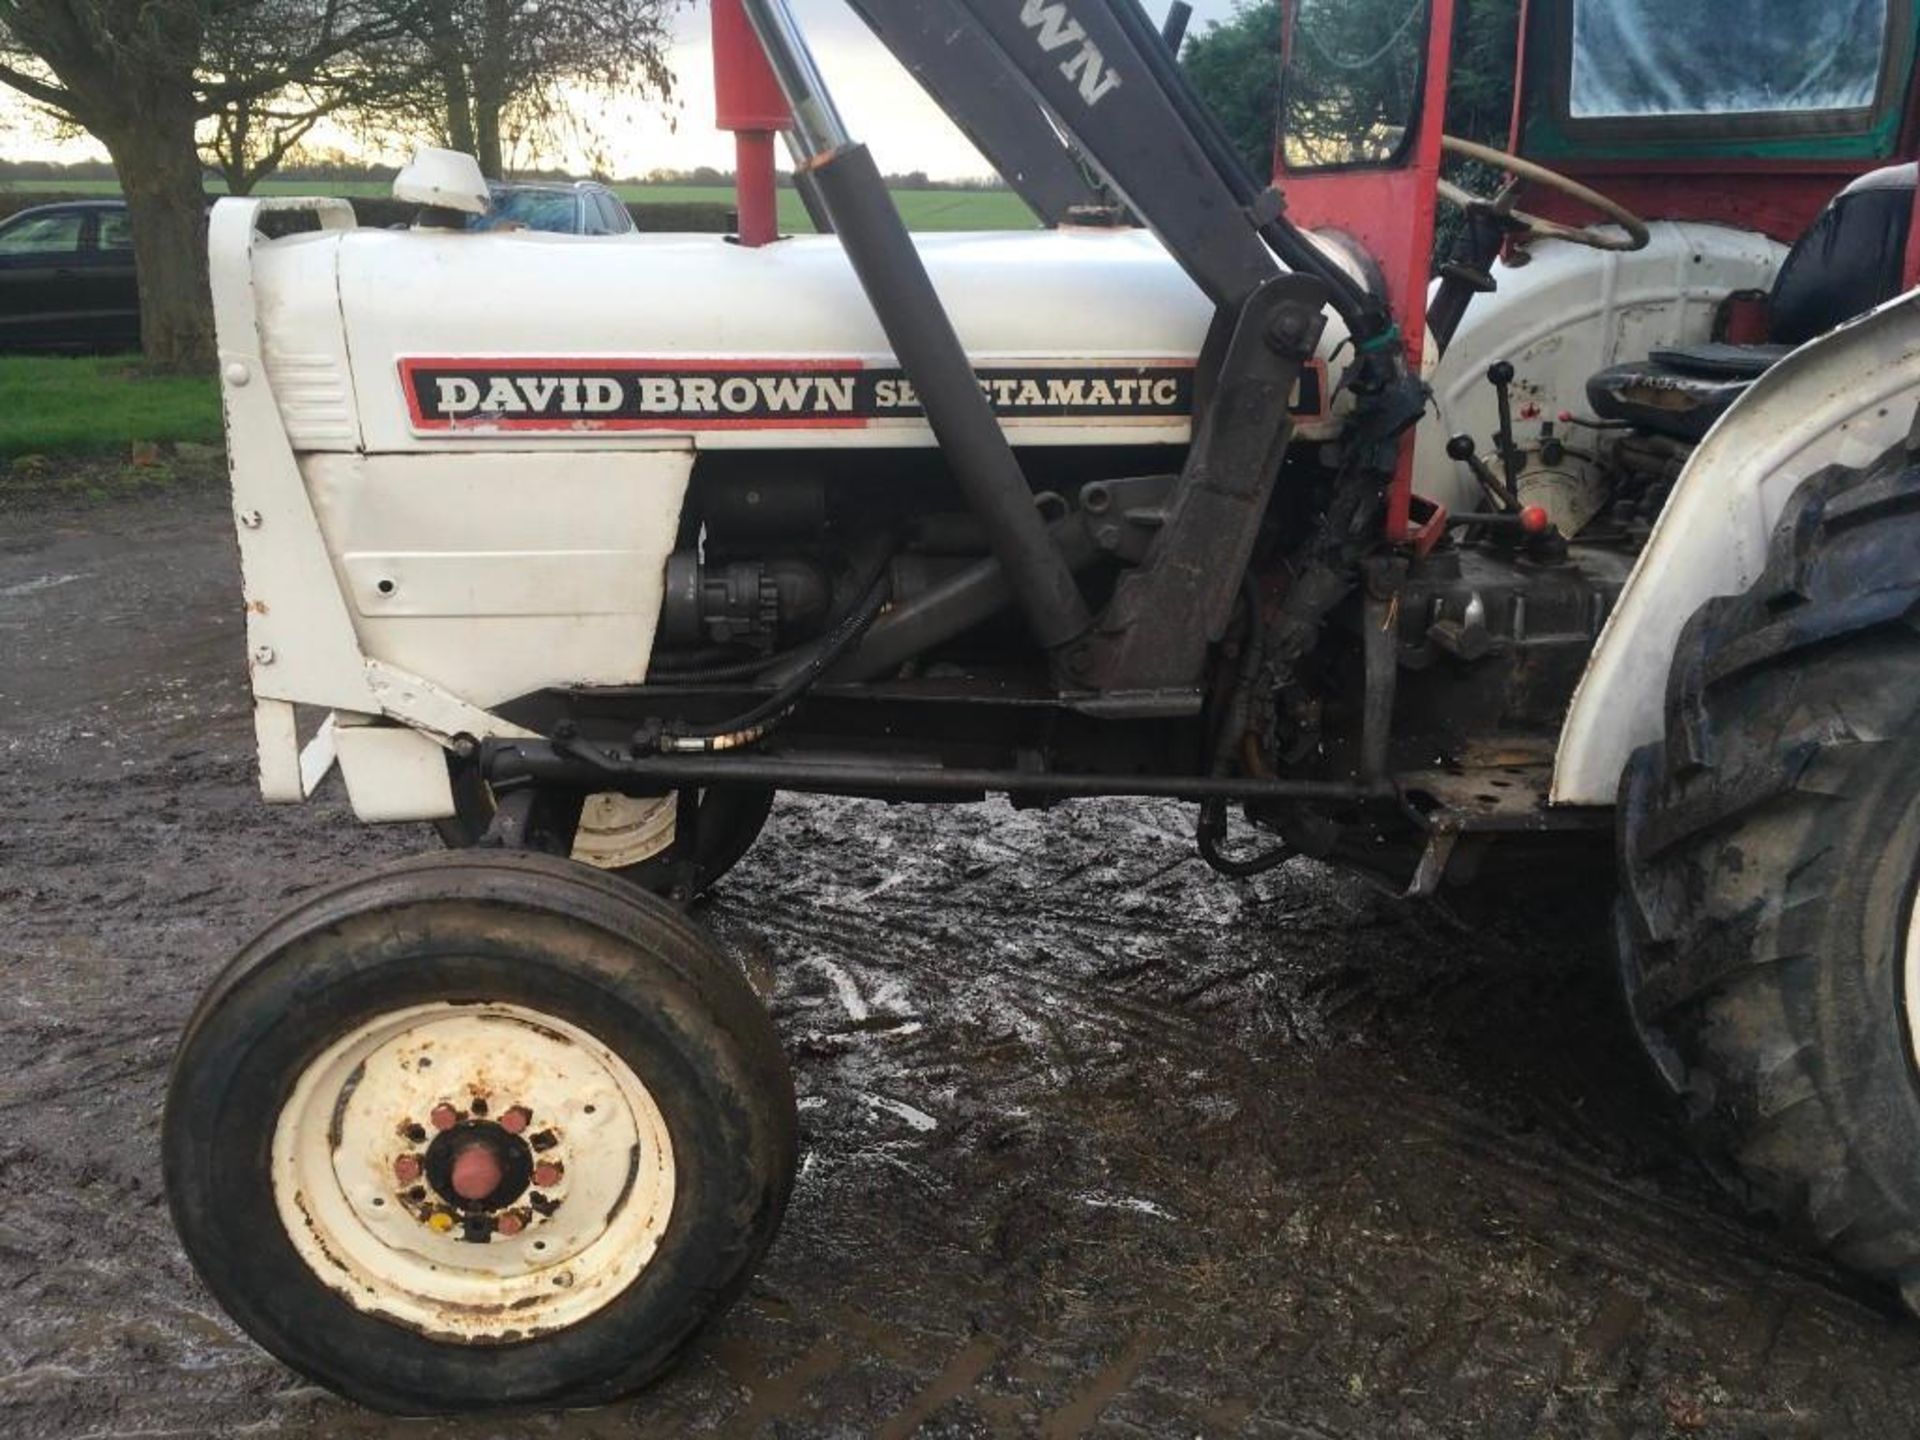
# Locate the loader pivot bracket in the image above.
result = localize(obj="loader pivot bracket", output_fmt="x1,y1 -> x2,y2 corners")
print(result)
1072,273 -> 1330,693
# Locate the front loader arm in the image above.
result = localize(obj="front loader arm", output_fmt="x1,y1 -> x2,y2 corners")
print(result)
842,0 -> 1107,227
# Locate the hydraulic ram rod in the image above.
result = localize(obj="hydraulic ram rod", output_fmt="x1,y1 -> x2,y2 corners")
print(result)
740,0 -> 1093,656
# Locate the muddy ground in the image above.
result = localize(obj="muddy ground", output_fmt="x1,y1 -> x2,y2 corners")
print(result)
4,487 -> 1919,1439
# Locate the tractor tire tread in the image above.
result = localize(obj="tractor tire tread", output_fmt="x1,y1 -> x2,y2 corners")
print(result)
1617,433 -> 1920,1302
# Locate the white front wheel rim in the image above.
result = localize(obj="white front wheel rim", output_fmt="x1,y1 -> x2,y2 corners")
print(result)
1906,875 -> 1920,1074
271,1002 -> 675,1342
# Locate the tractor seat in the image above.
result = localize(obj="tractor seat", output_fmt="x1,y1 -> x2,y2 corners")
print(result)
1587,163 -> 1917,442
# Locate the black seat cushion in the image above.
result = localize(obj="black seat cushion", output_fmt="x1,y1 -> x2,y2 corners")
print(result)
1645,341 -> 1794,380
1587,358 -> 1758,443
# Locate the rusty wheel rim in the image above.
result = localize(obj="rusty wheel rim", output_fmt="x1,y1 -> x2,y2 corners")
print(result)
270,1002 -> 675,1341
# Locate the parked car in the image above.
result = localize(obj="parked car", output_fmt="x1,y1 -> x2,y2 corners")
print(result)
467,180 -> 636,236
0,200 -> 139,353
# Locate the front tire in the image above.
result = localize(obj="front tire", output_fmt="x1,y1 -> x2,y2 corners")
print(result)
165,850 -> 796,1413
1617,439 -> 1920,1305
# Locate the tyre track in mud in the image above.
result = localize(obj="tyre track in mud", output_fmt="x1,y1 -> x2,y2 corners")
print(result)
5,491 -> 1920,1437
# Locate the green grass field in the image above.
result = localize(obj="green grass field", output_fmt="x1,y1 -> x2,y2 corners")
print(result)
0,355 -> 220,458
0,177 -> 1037,231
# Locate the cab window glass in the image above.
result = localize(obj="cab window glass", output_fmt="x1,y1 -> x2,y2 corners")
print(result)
1570,0 -> 1889,119
1282,0 -> 1430,170
0,211 -> 85,257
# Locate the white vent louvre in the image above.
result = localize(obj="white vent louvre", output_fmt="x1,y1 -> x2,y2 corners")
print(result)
266,350 -> 358,448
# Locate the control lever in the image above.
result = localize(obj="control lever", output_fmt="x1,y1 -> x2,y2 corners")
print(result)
1446,506 -> 1550,534
1445,433 -> 1518,513
1486,360 -> 1526,502
1445,500 -> 1567,564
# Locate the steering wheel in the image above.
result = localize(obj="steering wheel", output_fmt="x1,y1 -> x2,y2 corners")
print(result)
1437,135 -> 1650,253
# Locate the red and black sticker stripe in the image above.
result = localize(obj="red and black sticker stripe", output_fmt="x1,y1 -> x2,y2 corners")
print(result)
399,356 -> 1328,432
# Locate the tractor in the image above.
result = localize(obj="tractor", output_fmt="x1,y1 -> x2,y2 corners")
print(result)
166,0 -> 1920,1412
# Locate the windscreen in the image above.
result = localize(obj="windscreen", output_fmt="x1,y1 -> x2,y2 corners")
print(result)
1570,0 -> 1890,119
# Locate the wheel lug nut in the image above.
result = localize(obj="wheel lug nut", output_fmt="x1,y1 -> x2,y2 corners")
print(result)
497,1212 -> 526,1236
393,1154 -> 422,1183
533,1162 -> 563,1188
501,1105 -> 532,1134
430,1103 -> 459,1131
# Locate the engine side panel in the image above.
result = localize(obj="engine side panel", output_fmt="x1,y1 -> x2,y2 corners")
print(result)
319,227 -> 1347,454
303,449 -> 691,708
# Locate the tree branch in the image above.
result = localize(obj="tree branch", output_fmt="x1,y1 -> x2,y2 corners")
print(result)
0,56 -> 74,114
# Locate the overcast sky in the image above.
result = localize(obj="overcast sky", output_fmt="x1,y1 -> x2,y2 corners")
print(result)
637,0 -> 1247,179
1,0 -> 1249,180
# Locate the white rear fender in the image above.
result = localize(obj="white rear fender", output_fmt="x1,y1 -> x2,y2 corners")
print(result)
1415,222 -> 1785,515
1552,288 -> 1920,804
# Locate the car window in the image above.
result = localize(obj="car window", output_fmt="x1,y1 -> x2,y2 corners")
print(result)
0,211 -> 85,258
97,210 -> 134,252
594,192 -> 630,233
470,189 -> 582,234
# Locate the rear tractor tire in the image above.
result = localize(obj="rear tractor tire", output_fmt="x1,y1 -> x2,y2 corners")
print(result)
1617,437 -> 1920,1306
164,850 -> 796,1413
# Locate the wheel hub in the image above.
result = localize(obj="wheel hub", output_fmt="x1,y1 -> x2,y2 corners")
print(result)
392,1099 -> 570,1242
427,1119 -> 531,1207
271,1002 -> 674,1341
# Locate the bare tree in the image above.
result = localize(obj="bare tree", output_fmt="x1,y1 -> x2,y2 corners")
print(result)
0,2 -> 414,369
204,91 -> 327,196
394,0 -> 681,178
